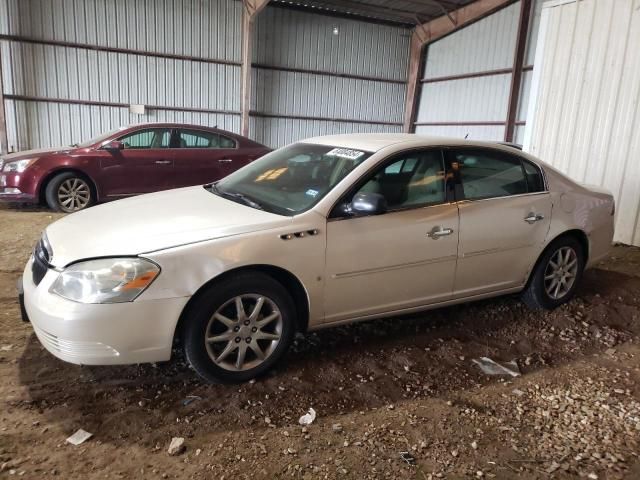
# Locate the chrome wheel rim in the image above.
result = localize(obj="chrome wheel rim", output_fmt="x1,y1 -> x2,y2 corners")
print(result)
205,294 -> 282,372
544,246 -> 578,300
58,178 -> 90,211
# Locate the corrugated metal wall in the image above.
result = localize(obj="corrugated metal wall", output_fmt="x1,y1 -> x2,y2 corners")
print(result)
0,0 -> 242,151
0,0 -> 410,151
250,6 -> 409,147
524,0 -> 640,246
414,0 -> 543,142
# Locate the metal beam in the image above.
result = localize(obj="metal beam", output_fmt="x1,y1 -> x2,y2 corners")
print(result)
0,43 -> 7,155
240,0 -> 270,137
504,0 -> 533,142
403,0 -> 517,132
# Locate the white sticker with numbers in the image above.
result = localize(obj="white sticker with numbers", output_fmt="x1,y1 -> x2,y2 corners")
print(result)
325,148 -> 365,160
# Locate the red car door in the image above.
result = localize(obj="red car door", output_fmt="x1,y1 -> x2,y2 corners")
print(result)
172,128 -> 252,188
98,127 -> 175,197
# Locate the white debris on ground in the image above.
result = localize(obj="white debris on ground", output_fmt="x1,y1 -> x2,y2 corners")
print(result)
472,357 -> 521,377
65,429 -> 93,446
298,407 -> 317,426
167,437 -> 186,456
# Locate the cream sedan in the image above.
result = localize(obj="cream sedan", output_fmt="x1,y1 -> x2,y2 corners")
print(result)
20,134 -> 614,383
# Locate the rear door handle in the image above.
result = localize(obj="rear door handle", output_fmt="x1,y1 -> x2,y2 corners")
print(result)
524,213 -> 544,224
427,226 -> 454,239
218,158 -> 233,163
155,160 -> 171,165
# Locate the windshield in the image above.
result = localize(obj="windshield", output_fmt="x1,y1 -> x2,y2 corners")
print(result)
76,127 -> 127,148
212,143 -> 373,216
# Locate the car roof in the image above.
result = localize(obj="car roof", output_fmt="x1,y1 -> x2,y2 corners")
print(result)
299,133 -> 520,153
124,122 -> 228,131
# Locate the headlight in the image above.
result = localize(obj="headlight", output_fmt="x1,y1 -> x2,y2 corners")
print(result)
3,158 -> 36,173
50,258 -> 160,304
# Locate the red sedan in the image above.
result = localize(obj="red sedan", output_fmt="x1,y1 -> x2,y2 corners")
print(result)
0,123 -> 270,212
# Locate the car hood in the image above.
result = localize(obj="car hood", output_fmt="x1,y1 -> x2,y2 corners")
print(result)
2,146 -> 71,161
45,186 -> 292,267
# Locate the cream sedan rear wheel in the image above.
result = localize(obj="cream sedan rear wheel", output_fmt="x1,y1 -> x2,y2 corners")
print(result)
522,237 -> 584,310
543,246 -> 578,300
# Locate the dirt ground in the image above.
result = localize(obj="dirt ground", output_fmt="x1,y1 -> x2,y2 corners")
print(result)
1,203 -> 639,480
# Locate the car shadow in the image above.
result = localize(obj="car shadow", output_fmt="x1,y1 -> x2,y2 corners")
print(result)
16,267 -> 640,447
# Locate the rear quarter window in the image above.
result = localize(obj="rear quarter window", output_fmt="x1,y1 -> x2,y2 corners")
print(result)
523,160 -> 545,192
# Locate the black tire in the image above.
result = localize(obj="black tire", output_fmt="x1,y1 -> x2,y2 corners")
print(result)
522,236 -> 585,310
183,271 -> 296,383
44,172 -> 95,213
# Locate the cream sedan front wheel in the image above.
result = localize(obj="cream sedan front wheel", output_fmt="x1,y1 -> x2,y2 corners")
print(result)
183,271 -> 296,383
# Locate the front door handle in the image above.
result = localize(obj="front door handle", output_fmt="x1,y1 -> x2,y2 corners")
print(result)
524,213 -> 544,224
155,160 -> 171,165
218,158 -> 233,163
427,226 -> 454,239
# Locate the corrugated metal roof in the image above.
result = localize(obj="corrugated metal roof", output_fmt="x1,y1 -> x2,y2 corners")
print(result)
270,0 -> 478,26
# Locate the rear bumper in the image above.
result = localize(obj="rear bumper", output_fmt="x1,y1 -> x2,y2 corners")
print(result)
22,257 -> 189,365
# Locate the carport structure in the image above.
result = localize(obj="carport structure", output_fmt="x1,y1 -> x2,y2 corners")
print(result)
0,0 -> 639,244
0,0 -> 535,152
238,0 -> 528,142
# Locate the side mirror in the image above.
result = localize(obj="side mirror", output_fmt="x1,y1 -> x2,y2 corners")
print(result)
103,140 -> 124,151
350,192 -> 387,216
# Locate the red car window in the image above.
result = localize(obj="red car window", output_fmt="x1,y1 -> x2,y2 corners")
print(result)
178,129 -> 236,149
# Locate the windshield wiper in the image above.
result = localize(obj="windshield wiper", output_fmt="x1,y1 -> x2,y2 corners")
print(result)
207,183 -> 264,210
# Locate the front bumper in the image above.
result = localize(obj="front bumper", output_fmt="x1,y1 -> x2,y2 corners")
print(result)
0,173 -> 37,202
22,257 -> 189,365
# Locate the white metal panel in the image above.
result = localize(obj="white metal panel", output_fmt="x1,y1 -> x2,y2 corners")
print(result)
251,5 -> 410,147
525,0 -> 640,245
414,124 -> 506,142
516,69 -> 533,122
251,116 -> 401,149
1,0 -> 243,151
254,6 -> 409,81
3,40 -> 240,110
2,0 -> 242,62
417,74 -> 512,123
513,125 -> 526,145
422,1 -> 520,79
252,69 -> 405,124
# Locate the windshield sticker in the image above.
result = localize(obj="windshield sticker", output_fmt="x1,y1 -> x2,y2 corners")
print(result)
306,189 -> 319,197
326,148 -> 365,160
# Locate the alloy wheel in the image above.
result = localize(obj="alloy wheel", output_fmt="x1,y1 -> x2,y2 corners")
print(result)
57,178 -> 91,211
205,294 -> 283,371
544,246 -> 578,300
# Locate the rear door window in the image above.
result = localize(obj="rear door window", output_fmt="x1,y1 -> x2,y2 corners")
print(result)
452,149 -> 528,200
177,129 -> 236,149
